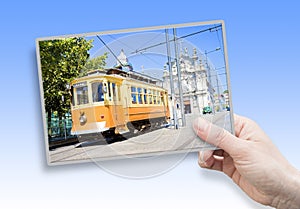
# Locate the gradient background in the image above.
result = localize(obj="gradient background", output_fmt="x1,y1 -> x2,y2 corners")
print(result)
1,0 -> 299,208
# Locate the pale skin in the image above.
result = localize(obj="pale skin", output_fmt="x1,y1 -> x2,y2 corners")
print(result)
193,114 -> 300,209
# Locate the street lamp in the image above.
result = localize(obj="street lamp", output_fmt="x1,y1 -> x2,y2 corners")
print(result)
205,47 -> 221,55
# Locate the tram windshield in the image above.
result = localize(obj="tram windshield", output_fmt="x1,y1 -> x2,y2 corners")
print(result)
92,82 -> 104,102
75,85 -> 89,105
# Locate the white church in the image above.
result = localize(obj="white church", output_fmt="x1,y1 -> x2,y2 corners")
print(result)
162,48 -> 216,116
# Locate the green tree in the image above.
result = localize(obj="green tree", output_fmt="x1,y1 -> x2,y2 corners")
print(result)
39,37 -> 93,135
80,52 -> 108,76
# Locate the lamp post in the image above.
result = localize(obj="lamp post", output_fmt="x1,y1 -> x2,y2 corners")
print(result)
204,47 -> 221,113
61,95 -> 67,140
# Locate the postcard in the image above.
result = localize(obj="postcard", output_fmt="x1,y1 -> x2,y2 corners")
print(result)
36,20 -> 234,165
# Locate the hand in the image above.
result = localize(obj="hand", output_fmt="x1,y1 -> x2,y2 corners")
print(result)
193,114 -> 300,209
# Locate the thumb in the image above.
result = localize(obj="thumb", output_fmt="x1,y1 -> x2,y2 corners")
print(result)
193,117 -> 243,155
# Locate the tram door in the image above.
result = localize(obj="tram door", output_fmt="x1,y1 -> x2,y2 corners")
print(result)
107,82 -> 127,134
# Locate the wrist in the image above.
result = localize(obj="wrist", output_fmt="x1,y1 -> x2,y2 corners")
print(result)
273,167 -> 300,209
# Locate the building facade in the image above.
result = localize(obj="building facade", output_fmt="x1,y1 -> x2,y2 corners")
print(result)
114,48 -> 225,125
162,48 -> 215,118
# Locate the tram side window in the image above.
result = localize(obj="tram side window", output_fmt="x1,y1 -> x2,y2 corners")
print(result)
76,86 -> 89,105
157,91 -> 161,105
143,89 -> 147,104
148,89 -> 153,104
160,92 -> 164,105
131,86 -> 137,104
112,83 -> 118,101
108,82 -> 112,101
137,87 -> 142,104
92,82 -> 104,102
153,90 -> 157,104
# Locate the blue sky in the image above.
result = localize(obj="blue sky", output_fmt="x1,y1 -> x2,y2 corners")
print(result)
82,23 -> 225,83
1,0 -> 300,208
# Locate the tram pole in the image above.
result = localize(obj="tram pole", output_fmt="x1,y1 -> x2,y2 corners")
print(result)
165,29 -> 178,129
173,28 -> 186,127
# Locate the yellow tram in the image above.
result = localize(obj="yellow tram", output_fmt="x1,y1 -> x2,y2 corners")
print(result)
70,68 -> 170,141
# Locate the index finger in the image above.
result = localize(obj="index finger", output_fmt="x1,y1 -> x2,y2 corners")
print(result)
193,117 -> 244,156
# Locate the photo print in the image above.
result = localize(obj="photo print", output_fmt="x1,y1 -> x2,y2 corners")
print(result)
36,20 -> 234,166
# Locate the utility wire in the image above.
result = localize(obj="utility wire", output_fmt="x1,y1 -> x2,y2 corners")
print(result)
101,34 -> 168,69
131,24 -> 222,54
135,31 -> 165,52
108,34 -> 136,52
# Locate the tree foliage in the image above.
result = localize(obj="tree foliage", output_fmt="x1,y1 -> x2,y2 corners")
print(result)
39,37 -> 93,119
80,52 -> 108,76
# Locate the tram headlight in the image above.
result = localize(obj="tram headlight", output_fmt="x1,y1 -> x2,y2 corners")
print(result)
79,112 -> 87,126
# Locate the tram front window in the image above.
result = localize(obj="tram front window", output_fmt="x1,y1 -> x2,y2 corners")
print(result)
76,86 -> 89,105
92,82 -> 104,102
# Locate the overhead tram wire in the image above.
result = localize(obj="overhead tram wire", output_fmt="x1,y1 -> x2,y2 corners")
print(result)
130,24 -> 222,55
96,25 -> 222,72
95,35 -> 164,84
107,34 -> 136,52
107,31 -> 165,53
96,35 -> 124,67
100,34 -> 167,69
134,31 -> 165,53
